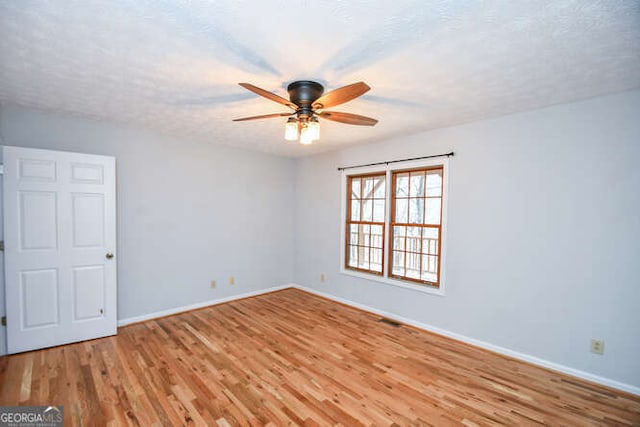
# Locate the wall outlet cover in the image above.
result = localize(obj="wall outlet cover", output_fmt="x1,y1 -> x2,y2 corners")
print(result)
590,339 -> 604,355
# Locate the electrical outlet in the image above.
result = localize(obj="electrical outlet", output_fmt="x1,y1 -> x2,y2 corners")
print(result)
229,276 -> 235,285
320,273 -> 326,283
210,280 -> 217,289
590,339 -> 604,355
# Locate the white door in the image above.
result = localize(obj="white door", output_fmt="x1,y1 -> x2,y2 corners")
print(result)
3,146 -> 117,354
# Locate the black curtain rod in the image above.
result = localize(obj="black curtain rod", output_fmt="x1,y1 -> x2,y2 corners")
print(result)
337,152 -> 454,171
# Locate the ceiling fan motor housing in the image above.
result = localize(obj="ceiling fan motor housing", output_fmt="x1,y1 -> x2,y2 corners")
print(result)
287,81 -> 324,118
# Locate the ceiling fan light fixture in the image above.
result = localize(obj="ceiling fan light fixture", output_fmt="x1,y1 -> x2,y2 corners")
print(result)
308,117 -> 320,141
284,117 -> 298,141
299,124 -> 314,145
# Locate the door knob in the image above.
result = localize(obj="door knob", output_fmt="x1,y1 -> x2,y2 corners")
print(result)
106,252 -> 114,259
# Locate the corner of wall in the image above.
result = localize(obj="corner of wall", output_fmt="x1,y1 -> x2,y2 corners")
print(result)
0,134 -> 7,356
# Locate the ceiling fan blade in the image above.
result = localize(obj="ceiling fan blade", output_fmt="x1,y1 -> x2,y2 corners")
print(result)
318,111 -> 378,126
232,112 -> 292,122
312,82 -> 371,109
238,83 -> 296,109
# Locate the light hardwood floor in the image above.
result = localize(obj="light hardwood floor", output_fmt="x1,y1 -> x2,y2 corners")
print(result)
1,288 -> 639,426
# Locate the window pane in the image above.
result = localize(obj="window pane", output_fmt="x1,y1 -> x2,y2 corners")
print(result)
371,225 -> 383,248
349,228 -> 358,245
350,224 -> 370,247
406,252 -> 421,279
351,178 -> 361,199
422,228 -> 439,255
410,172 -> 425,197
395,198 -> 408,223
374,176 -> 385,198
359,247 -> 370,270
396,173 -> 409,197
348,245 -> 358,268
421,255 -> 438,282
360,224 -> 371,248
422,255 -> 438,274
373,199 -> 385,222
409,198 -> 424,224
426,170 -> 442,197
351,199 -> 361,221
425,197 -> 441,224
362,199 -> 373,221
422,226 -> 438,239
349,224 -> 359,242
392,251 -> 405,276
406,226 -> 422,253
371,249 -> 383,272
393,226 -> 406,251
363,177 -> 374,198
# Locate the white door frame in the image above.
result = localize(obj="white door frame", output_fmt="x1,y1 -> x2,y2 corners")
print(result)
0,154 -> 6,355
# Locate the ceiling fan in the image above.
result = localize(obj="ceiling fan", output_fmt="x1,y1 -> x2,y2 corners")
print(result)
233,81 -> 378,144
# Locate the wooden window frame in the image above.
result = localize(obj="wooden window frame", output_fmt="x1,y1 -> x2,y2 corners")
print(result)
388,166 -> 444,287
344,172 -> 386,276
340,157 -> 449,296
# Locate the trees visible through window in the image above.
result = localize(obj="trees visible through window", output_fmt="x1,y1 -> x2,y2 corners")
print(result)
342,162 -> 447,291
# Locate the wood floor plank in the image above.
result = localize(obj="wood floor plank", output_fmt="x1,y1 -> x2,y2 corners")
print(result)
1,288 -> 638,426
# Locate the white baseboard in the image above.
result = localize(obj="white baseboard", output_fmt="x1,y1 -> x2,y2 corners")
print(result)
117,285 -> 291,327
292,284 -> 640,397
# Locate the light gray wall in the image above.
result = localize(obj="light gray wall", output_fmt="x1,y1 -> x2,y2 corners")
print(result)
293,90 -> 640,389
0,106 -> 295,354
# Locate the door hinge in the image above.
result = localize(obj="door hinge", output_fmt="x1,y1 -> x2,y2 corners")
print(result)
0,163 -> 3,175
0,240 -> 4,251
1,316 -> 6,327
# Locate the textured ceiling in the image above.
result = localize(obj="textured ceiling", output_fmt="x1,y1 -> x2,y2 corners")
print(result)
1,1 -> 639,157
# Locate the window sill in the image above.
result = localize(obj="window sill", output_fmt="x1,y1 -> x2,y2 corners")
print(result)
340,268 -> 445,296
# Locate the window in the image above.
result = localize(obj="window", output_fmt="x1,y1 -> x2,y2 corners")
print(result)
389,167 -> 443,286
345,173 -> 386,275
341,159 -> 448,294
